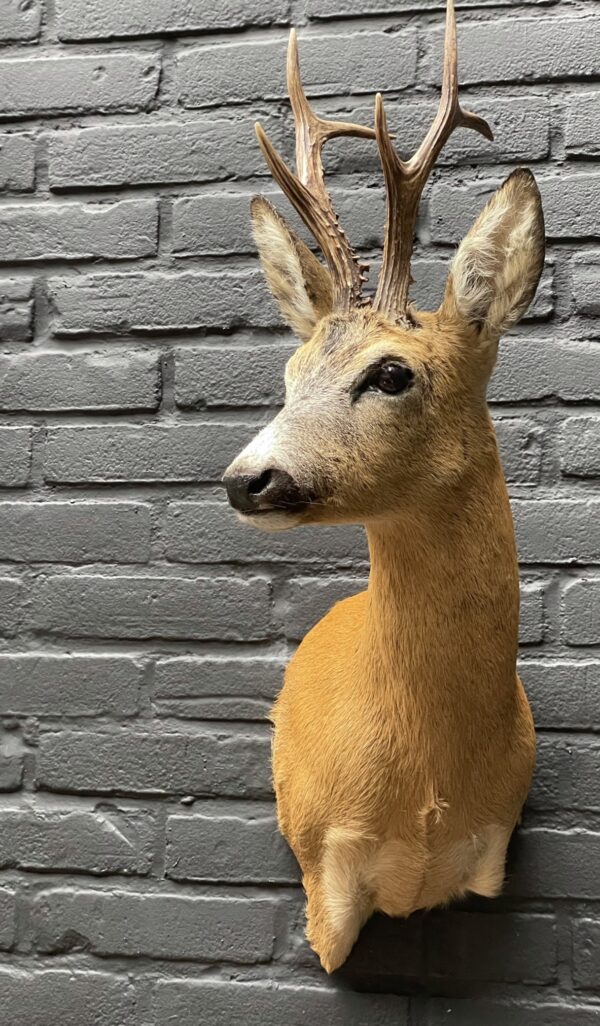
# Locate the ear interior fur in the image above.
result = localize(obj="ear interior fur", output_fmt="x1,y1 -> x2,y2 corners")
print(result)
442,169 -> 545,340
251,196 -> 333,341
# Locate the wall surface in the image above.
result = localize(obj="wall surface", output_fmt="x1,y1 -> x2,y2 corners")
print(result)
0,0 -> 598,1022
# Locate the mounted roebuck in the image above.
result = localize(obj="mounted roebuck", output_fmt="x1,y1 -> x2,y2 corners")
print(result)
223,0 -> 543,973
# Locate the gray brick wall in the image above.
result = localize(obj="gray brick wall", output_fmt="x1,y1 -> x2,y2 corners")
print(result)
0,0 -> 598,1021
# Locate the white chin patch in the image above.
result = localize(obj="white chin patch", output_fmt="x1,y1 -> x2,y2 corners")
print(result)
235,510 -> 302,533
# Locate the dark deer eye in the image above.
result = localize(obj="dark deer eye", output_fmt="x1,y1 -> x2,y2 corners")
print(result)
370,362 -> 414,395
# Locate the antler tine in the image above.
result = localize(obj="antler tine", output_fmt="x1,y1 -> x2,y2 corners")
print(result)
255,29 -> 376,312
374,0 -> 494,323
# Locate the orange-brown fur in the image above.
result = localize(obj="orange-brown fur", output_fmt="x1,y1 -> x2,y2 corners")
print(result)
226,171 -> 543,972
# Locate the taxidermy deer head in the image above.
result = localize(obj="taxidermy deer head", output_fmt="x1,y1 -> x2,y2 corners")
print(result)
224,0 -> 543,974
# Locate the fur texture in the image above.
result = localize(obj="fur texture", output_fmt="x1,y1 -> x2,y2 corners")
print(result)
226,170 -> 545,972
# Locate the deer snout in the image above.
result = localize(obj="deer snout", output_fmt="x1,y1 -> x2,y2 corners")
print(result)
223,467 -> 308,515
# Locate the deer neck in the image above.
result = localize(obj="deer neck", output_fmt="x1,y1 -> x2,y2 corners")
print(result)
361,454 -> 519,713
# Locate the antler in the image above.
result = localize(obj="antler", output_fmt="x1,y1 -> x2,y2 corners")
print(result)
373,0 -> 493,325
255,30 -> 376,312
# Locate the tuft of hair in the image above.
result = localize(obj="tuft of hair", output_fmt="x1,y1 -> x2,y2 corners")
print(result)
251,196 -> 333,341
443,168 -> 545,340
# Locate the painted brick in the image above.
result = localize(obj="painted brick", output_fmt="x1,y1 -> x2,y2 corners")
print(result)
0,134 -> 35,191
0,888 -> 16,949
56,0 -> 289,39
0,755 -> 23,792
0,0 -> 41,41
494,419 -> 543,483
573,919 -> 600,990
430,174 -> 600,243
559,416 -> 600,478
508,829 -> 600,899
166,803 -> 298,884
153,655 -> 285,720
573,253 -> 600,316
31,574 -> 272,641
0,278 -> 34,342
0,352 -> 160,412
520,660 -> 600,730
0,501 -> 151,564
45,425 -> 254,484
513,500 -> 600,564
47,270 -> 272,335
0,427 -> 31,487
0,653 -> 143,716
426,911 -> 556,984
152,979 -> 409,1026
308,0 -> 552,14
165,502 -> 368,566
423,999 -> 600,1026
0,805 -> 153,875
566,92 -> 600,158
0,54 -> 160,118
0,200 -> 157,262
174,344 -> 293,407
491,339 -> 600,403
530,738 -> 600,812
520,582 -> 546,645
0,577 -> 23,636
177,30 -> 417,108
283,576 -> 367,641
0,969 -> 136,1026
48,114 -> 287,190
424,16 -> 600,85
36,727 -> 272,798
562,579 -> 600,646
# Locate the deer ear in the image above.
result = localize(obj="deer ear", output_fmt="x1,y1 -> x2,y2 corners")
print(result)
440,169 -> 545,340
251,196 -> 333,342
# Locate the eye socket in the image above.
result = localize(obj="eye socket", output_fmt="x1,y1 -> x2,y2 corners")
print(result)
367,361 -> 414,396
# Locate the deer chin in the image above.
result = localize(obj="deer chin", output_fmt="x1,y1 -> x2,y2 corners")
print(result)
235,508 -> 305,532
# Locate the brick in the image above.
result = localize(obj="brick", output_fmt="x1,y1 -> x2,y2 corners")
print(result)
153,655 -> 285,720
0,754 -> 23,791
411,260 -> 552,321
283,577 -> 367,641
153,979 -> 409,1026
573,919 -> 600,990
426,911 -> 556,984
0,577 -> 23,636
491,339 -> 600,403
57,0 -> 288,39
178,29 -> 417,108
174,344 -> 293,407
0,427 -> 31,486
0,54 -> 160,118
0,653 -> 143,716
34,886 -> 277,964
562,579 -> 600,646
308,0 -> 552,14
0,969 -> 136,1026
513,500 -> 600,564
322,95 -> 550,174
166,502 -> 368,566
31,574 -> 272,641
520,660 -> 600,730
530,737 -> 600,811
48,269 -> 272,335
0,278 -> 34,342
494,418 -> 542,483
166,803 -> 298,883
573,254 -> 600,316
0,134 -> 35,191
45,425 -> 254,484
425,16 -> 600,86
0,888 -> 16,949
520,582 -> 545,645
430,173 -> 600,242
566,92 -> 600,158
0,200 -> 157,262
0,0 -> 41,41
0,352 -> 160,412
0,805 -> 153,875
560,416 -> 600,477
508,829 -> 600,899
37,728 -> 272,798
48,114 -> 286,190
422,999 -> 600,1026
0,502 -> 151,564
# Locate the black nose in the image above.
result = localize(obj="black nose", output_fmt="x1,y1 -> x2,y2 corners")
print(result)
223,468 -> 307,514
